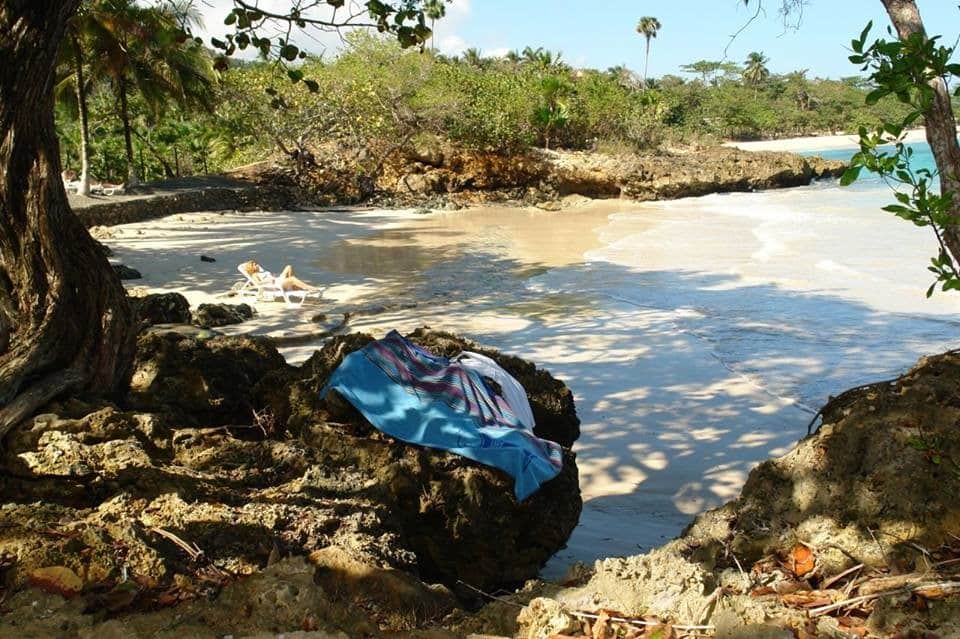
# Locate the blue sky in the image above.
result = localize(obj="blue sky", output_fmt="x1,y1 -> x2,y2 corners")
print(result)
432,0 -> 959,79
197,1 -> 958,79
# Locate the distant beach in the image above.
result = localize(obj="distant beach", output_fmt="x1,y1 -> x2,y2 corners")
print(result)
725,128 -> 932,153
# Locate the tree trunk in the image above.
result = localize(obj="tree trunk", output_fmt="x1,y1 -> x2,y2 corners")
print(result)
881,0 -> 960,263
118,75 -> 139,186
72,33 -> 92,197
0,0 -> 136,440
642,39 -> 650,90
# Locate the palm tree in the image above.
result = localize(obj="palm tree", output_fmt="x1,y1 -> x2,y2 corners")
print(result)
57,11 -> 96,196
83,0 -> 216,185
534,75 -> 572,150
636,16 -> 661,90
743,51 -> 770,94
424,0 -> 445,53
521,46 -> 565,72
462,47 -> 485,68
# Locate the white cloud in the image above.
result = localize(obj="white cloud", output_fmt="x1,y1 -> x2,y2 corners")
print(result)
438,34 -> 468,57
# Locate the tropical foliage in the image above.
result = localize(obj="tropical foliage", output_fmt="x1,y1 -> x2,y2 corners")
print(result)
56,34 -> 922,184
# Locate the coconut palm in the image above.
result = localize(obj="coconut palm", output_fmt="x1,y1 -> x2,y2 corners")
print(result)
424,0 -> 445,52
521,46 -> 566,72
462,48 -> 485,68
56,12 -> 96,195
743,51 -> 770,93
82,0 -> 216,185
534,75 -> 572,150
636,16 -> 661,90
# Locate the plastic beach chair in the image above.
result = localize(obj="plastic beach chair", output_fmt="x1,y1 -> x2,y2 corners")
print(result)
236,264 -> 320,308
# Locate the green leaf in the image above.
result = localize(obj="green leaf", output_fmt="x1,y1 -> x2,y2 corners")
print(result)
865,88 -> 889,105
281,44 -> 299,61
224,10 -> 237,25
839,166 -> 862,186
287,68 -> 304,82
303,79 -> 319,92
882,204 -> 912,215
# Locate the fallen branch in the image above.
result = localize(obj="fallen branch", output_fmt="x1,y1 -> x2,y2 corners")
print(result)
149,527 -> 231,578
820,563 -> 864,591
568,609 -> 715,633
150,527 -> 204,562
808,580 -> 960,617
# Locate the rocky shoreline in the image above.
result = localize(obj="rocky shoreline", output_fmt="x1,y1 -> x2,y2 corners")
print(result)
14,146 -> 947,639
4,319 -> 958,637
0,316 -> 581,637
71,145 -> 847,228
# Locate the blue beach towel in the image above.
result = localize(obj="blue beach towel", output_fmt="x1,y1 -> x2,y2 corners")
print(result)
321,331 -> 563,500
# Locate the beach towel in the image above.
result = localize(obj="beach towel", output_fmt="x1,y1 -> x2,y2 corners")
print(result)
321,331 -> 563,500
455,351 -> 536,432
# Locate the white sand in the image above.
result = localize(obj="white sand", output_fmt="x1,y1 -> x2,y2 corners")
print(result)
724,128 -> 932,153
104,189 -> 960,578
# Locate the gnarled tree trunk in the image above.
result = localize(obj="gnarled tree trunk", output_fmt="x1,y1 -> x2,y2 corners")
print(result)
881,0 -> 960,262
0,0 -> 136,440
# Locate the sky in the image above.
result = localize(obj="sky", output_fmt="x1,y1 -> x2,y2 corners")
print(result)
196,0 -> 960,79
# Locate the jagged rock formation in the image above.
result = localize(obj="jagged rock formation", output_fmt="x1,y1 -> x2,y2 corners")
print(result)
0,328 -> 581,635
514,349 -> 960,639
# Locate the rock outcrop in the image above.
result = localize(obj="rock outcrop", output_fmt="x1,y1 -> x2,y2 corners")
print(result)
0,328 -> 581,634
191,302 -> 255,328
131,292 -> 192,328
513,349 -> 960,639
373,144 -> 846,207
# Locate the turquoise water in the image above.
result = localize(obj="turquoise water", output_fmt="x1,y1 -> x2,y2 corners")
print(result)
806,141 -> 939,188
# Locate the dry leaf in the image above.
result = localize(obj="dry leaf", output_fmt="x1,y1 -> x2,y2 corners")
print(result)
837,623 -> 867,638
914,584 -> 953,600
780,591 -> 834,607
592,610 -> 610,639
787,544 -> 816,577
28,566 -> 83,597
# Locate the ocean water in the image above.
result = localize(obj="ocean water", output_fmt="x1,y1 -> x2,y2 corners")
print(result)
531,141 -> 960,418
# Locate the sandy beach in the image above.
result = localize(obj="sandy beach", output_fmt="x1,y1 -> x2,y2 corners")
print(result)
103,183 -> 960,577
724,128 -> 933,153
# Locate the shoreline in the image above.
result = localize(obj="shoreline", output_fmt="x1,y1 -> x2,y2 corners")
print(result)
74,145 -> 846,230
724,127 -> 938,153
9,176 -> 960,635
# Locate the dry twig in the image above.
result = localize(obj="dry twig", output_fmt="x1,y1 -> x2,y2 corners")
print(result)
808,580 -> 960,617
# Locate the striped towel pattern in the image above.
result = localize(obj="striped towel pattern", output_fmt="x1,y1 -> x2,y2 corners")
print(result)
322,330 -> 563,500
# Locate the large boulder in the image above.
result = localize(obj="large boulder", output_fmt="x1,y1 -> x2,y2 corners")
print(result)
131,292 -> 191,327
270,328 -> 582,591
191,302 -> 255,328
126,332 -> 291,426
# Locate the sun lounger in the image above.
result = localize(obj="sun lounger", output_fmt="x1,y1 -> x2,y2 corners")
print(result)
236,264 -> 320,308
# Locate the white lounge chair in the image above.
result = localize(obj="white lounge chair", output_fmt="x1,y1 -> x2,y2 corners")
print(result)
236,264 -> 320,308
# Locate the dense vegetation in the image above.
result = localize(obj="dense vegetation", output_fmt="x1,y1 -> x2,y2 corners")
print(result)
56,32 -> 923,184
